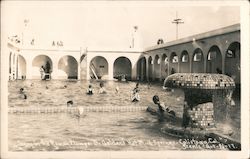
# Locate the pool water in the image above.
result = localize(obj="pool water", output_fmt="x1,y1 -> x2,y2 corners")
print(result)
8,80 -> 240,151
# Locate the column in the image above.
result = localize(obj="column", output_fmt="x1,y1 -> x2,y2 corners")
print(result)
51,59 -> 58,80
108,59 -> 114,80
131,61 -> 137,81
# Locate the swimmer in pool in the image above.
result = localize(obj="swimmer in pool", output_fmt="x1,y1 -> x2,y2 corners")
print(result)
67,100 -> 74,107
19,88 -> 24,94
19,88 -> 27,99
131,87 -> 140,102
99,82 -> 106,94
87,84 -> 93,95
152,95 -> 176,117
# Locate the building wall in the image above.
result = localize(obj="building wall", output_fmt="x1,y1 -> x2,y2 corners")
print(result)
144,30 -> 240,84
8,25 -> 240,85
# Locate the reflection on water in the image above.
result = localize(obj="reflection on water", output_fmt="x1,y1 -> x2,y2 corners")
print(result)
8,80 -> 240,151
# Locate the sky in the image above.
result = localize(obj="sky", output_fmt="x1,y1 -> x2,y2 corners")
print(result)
1,1 -> 240,50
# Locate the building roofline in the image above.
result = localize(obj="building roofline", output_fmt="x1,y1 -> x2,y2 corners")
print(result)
144,23 -> 240,53
87,50 -> 142,53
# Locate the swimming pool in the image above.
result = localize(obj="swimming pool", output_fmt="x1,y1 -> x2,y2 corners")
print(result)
8,80 -> 240,151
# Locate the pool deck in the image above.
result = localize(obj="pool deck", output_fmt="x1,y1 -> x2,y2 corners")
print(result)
8,106 -> 147,114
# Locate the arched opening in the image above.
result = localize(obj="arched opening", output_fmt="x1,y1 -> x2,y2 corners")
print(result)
170,52 -> 178,74
32,55 -> 53,79
192,48 -> 204,73
179,50 -> 190,73
136,56 -> 146,81
206,46 -> 222,73
80,54 -> 87,80
161,54 -> 168,79
58,56 -> 78,79
148,56 -> 153,81
154,55 -> 161,80
225,42 -> 240,85
113,57 -> 132,81
89,56 -> 108,79
17,55 -> 26,80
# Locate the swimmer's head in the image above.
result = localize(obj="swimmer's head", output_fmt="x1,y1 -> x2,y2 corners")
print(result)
64,85 -> 67,88
89,85 -> 92,88
153,95 -> 160,104
100,82 -> 104,88
20,88 -> 24,92
67,100 -> 73,107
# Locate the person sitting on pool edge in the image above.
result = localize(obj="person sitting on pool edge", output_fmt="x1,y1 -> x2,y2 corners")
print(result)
152,95 -> 176,117
87,84 -> 93,95
99,82 -> 107,94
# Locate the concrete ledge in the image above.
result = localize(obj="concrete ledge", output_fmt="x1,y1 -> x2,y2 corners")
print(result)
8,106 -> 147,114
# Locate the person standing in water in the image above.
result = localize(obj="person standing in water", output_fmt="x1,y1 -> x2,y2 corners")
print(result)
131,83 -> 140,102
87,84 -> 93,95
99,82 -> 107,94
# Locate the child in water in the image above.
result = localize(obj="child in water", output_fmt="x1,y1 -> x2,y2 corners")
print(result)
87,84 -> 93,95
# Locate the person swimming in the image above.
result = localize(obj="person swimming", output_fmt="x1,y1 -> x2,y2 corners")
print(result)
99,82 -> 107,94
87,85 -> 93,95
67,100 -> 74,107
19,88 -> 27,99
19,88 -> 24,94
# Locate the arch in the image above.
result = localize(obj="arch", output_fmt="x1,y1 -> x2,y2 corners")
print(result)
113,56 -> 132,81
225,42 -> 240,85
89,56 -> 108,79
161,54 -> 168,78
206,45 -> 222,73
58,55 -> 78,79
80,54 -> 87,79
32,55 -> 53,79
17,55 -> 26,79
169,52 -> 178,74
192,48 -> 204,73
154,55 -> 161,80
136,56 -> 146,81
148,56 -> 153,81
179,50 -> 190,73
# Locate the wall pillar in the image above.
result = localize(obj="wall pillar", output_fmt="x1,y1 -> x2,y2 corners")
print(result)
131,60 -> 137,81
51,58 -> 58,79
108,59 -> 114,80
